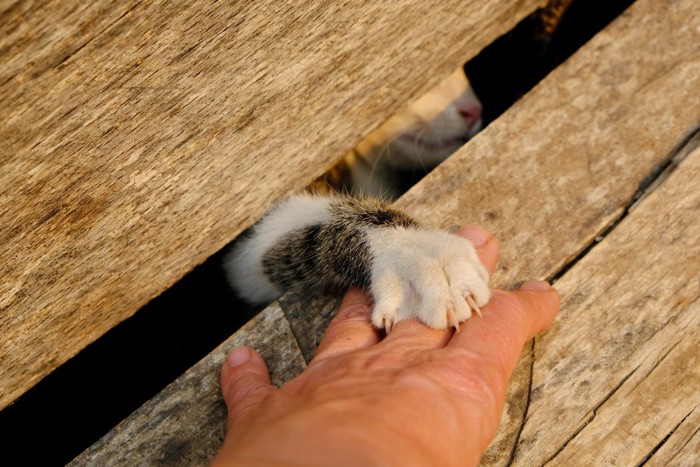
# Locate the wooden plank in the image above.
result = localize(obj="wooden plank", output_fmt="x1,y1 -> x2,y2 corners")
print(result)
279,292 -> 341,361
280,0 -> 700,460
0,0 -> 546,409
69,303 -> 306,466
510,146 -> 700,465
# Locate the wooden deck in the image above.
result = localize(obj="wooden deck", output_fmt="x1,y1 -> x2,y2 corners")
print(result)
2,0 -> 698,465
71,0 -> 700,464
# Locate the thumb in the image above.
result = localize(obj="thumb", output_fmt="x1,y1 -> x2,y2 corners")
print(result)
221,346 -> 275,425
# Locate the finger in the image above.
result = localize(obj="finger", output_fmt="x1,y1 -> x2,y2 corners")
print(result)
381,318 -> 453,349
517,280 -> 561,335
449,281 -> 560,390
452,281 -> 560,349
457,225 -> 499,276
312,288 -> 381,363
221,346 -> 275,425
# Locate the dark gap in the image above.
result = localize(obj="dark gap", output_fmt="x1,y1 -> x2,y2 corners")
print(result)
506,339 -> 536,466
466,0 -> 637,125
0,0 -> 637,464
637,408 -> 700,466
0,250 -> 262,466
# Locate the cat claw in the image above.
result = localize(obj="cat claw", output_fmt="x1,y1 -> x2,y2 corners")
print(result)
465,293 -> 483,318
446,306 -> 460,332
383,317 -> 394,333
368,229 -> 491,330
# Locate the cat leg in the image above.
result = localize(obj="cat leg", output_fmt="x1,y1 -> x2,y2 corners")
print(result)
225,194 -> 490,330
223,194 -> 334,304
237,195 -> 418,302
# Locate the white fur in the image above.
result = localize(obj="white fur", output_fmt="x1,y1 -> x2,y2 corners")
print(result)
223,194 -> 333,303
365,227 -> 490,329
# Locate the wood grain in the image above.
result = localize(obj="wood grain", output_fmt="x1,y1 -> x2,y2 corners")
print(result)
0,0 -> 142,101
510,146 -> 700,465
0,0 -> 545,409
398,0 -> 700,284
646,406 -> 700,467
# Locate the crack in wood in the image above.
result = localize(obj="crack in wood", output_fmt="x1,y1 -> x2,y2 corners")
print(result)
630,126 -> 700,210
541,364 -> 640,466
171,21 -> 235,64
278,300 -> 312,365
635,406 -> 698,466
627,339 -> 681,393
506,339 -> 536,466
549,126 -> 700,286
665,419 -> 700,465
173,41 -> 202,61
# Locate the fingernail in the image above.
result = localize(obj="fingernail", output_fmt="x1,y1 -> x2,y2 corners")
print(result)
227,346 -> 251,368
459,226 -> 490,247
520,280 -> 552,291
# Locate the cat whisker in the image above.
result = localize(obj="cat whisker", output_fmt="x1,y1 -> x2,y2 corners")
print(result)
411,125 -> 430,172
368,127 -> 416,187
383,317 -> 394,334
368,141 -> 393,187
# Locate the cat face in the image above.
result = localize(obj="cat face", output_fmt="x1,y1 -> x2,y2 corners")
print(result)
356,67 -> 482,170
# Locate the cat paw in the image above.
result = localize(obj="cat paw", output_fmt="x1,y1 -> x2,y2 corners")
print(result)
366,228 -> 490,331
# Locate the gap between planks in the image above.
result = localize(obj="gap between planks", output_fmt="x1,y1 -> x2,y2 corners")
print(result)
0,0 -> 548,410
549,126 -> 700,285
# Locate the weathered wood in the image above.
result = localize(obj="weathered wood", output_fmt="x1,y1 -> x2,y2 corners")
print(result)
73,0 -> 699,462
280,0 -> 700,461
69,303 -> 306,466
509,146 -> 700,465
0,1 -> 141,102
480,344 -> 534,466
399,0 -> 700,283
279,292 -> 341,362
0,0 -> 547,409
284,0 -> 700,354
646,406 -> 700,467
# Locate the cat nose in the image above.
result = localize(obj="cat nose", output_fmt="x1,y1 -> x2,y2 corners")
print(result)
458,105 -> 482,127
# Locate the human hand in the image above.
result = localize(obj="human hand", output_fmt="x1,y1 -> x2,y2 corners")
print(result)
212,227 -> 560,466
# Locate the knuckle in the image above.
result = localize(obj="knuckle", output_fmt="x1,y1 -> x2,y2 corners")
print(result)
227,375 -> 264,408
360,352 -> 398,372
491,290 -> 529,322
